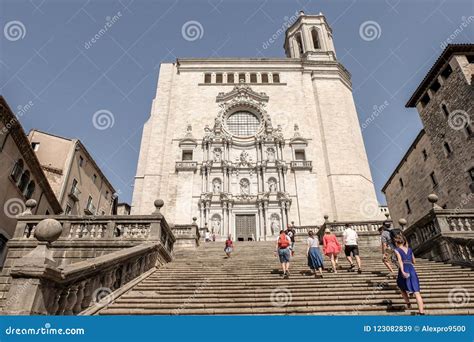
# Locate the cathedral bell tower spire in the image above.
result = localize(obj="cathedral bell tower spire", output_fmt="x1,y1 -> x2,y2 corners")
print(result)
284,10 -> 336,61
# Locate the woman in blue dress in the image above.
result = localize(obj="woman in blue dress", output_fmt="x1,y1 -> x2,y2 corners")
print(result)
307,231 -> 324,278
393,235 -> 425,315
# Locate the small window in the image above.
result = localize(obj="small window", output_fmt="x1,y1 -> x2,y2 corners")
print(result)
182,150 -> 193,161
105,190 -> 109,199
422,149 -> 428,161
18,170 -> 30,193
250,73 -> 257,83
468,168 -> 474,182
420,93 -> 430,107
101,210 -> 105,215
261,73 -> 269,83
429,80 -> 441,93
239,73 -> 245,83
25,181 -> 35,199
11,159 -> 24,182
273,73 -> 280,83
204,73 -> 211,83
430,172 -> 438,188
405,199 -> 412,214
443,141 -> 453,156
399,178 -> 404,189
93,174 -> 97,183
227,73 -> 234,83
45,210 -> 50,215
440,64 -> 452,79
465,124 -> 473,138
79,156 -> 84,167
441,103 -> 449,118
294,150 -> 306,161
295,34 -> 304,55
31,142 -> 40,151
87,196 -> 93,207
65,205 -> 72,215
216,73 -> 223,83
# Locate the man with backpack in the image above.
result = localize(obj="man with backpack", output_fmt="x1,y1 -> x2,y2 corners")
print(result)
378,220 -> 402,277
275,230 -> 292,278
285,222 -> 296,256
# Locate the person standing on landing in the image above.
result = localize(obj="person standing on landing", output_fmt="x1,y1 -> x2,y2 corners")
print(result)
275,230 -> 292,278
323,228 -> 341,273
342,224 -> 362,274
393,235 -> 425,315
307,231 -> 324,278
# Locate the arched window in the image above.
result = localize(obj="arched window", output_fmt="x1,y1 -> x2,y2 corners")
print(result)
25,181 -> 35,199
11,159 -> 24,182
226,111 -> 260,136
18,170 -> 30,193
311,28 -> 320,49
295,34 -> 304,56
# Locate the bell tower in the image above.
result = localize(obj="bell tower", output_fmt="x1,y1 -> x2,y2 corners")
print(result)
284,11 -> 336,61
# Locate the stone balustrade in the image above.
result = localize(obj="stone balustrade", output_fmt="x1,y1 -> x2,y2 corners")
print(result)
1,199 -> 176,315
171,217 -> 201,249
401,194 -> 474,266
290,160 -> 312,171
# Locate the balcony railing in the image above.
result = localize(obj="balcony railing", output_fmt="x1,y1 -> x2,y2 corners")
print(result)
68,186 -> 81,201
84,202 -> 96,215
290,160 -> 312,171
175,161 -> 198,172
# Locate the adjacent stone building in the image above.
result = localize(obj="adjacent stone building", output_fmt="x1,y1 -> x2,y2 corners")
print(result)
132,12 -> 384,241
0,97 -> 62,264
27,130 -> 117,216
383,44 -> 473,227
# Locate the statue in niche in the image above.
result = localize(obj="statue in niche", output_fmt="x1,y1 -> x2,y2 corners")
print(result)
268,178 -> 277,192
239,178 -> 250,195
239,150 -> 249,164
213,148 -> 222,162
211,215 -> 221,235
270,213 -> 280,236
212,178 -> 221,194
267,147 -> 275,162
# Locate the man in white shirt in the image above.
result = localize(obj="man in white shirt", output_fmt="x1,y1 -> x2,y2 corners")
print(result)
343,224 -> 362,273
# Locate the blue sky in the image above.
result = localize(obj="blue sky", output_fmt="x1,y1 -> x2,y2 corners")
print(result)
1,0 -> 472,205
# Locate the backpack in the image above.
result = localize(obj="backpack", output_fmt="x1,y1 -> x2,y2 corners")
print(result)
389,228 -> 402,240
278,233 -> 290,248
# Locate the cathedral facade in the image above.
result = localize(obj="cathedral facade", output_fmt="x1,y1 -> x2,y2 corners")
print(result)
132,12 -> 383,240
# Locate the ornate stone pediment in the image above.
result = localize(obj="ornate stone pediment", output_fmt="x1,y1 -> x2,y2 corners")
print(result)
216,82 -> 269,104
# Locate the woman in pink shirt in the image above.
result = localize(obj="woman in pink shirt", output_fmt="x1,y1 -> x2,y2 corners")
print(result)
323,228 -> 342,273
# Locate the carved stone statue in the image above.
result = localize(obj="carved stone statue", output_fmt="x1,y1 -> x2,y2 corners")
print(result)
213,148 -> 222,162
239,178 -> 250,195
267,147 -> 275,162
270,213 -> 280,235
212,215 -> 221,235
268,178 -> 277,192
212,178 -> 221,194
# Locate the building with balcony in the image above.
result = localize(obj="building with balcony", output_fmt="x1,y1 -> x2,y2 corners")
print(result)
27,130 -> 117,216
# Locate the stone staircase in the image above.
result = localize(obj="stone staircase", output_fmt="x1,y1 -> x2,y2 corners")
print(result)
97,241 -> 474,315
